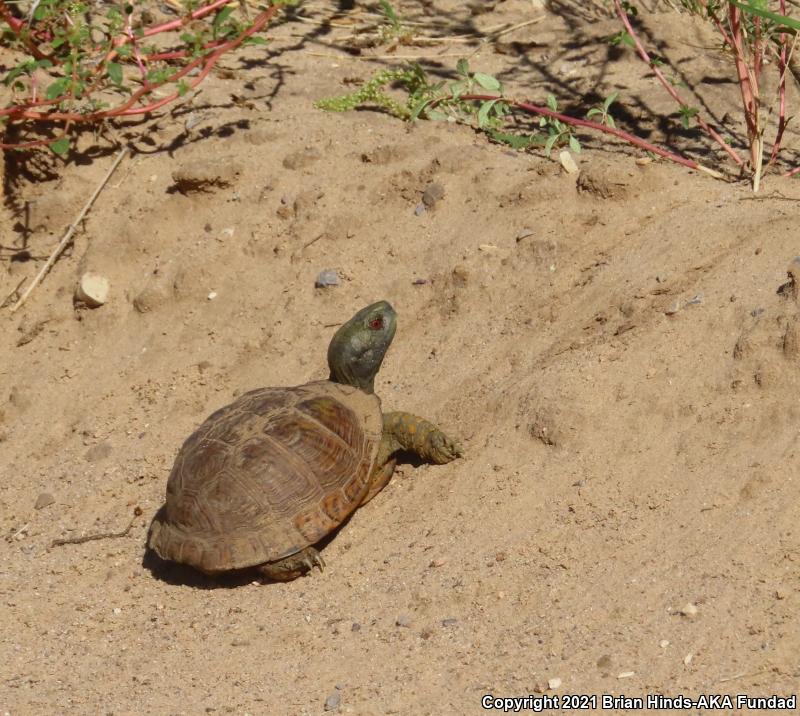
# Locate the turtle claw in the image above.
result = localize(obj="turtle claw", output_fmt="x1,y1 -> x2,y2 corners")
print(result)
427,431 -> 463,464
302,548 -> 326,573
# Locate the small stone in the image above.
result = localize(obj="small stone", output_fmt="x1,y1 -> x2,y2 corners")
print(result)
659,639 -> 670,649
664,300 -> 681,316
775,589 -> 787,600
34,492 -> 55,510
547,677 -> 562,690
683,653 -> 693,666
220,227 -> 235,238
315,270 -> 340,288
516,228 -> 535,242
351,622 -> 361,632
428,558 -> 446,568
395,614 -> 412,628
441,618 -> 458,627
679,603 -> 698,618
559,150 -> 578,174
421,182 -> 445,208
112,607 -> 122,615
207,291 -> 218,300
414,203 -> 426,216
478,244 -> 498,253
617,671 -> 635,679
75,272 -> 110,308
323,692 -> 341,712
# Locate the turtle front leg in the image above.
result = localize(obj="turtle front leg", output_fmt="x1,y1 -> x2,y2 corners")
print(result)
383,411 -> 463,464
257,546 -> 325,582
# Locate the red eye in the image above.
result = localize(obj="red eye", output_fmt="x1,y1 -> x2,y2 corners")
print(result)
369,316 -> 383,330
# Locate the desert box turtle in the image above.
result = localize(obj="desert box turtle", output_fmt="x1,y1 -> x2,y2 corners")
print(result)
148,300 -> 462,580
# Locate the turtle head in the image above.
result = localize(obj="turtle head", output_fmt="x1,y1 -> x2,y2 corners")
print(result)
328,300 -> 397,394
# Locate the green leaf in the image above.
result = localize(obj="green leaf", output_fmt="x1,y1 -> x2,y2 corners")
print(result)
426,109 -> 449,122
107,62 -> 123,86
50,137 -> 70,155
487,130 -> 536,150
544,134 -> 558,157
46,78 -> 70,100
244,36 -> 269,46
546,94 -> 557,111
606,115 -> 616,129
569,135 -> 581,153
33,4 -> 48,20
729,0 -> 800,31
456,58 -> 470,77
603,92 -> 618,111
473,72 -> 501,91
477,99 -> 497,128
586,108 -> 600,118
410,98 -> 433,121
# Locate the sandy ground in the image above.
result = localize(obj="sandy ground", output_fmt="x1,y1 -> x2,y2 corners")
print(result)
2,1 -> 800,714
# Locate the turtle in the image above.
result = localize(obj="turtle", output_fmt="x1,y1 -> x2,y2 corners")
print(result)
147,300 -> 462,581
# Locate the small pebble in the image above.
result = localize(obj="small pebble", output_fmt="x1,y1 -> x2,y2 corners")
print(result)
395,614 -> 413,628
34,492 -> 55,510
685,293 -> 703,306
428,558 -> 446,568
478,244 -> 498,253
421,182 -> 445,208
323,692 -> 341,712
412,278 -> 428,286
351,622 -> 361,632
414,202 -> 426,216
220,227 -> 235,238
547,677 -> 562,690
775,589 -> 787,600
664,300 -> 681,316
112,607 -> 122,615
315,269 -> 340,288
617,671 -> 635,679
75,272 -> 110,308
679,603 -> 698,618
659,639 -> 670,649
683,653 -> 693,666
207,291 -> 218,300
441,618 -> 458,627
516,228 -> 535,241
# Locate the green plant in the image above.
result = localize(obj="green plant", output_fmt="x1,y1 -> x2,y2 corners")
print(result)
1,0 -> 293,153
318,59 -> 721,176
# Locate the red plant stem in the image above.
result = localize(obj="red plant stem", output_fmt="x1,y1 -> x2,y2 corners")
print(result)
786,165 -> 800,178
0,0 -> 50,60
769,0 -> 788,166
613,0 -> 744,167
728,5 -> 758,148
0,4 -> 278,123
458,94 -> 724,178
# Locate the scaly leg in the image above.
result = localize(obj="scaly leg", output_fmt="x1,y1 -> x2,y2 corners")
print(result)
383,411 -> 463,464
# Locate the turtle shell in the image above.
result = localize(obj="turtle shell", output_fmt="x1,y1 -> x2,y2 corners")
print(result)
148,380 -> 382,573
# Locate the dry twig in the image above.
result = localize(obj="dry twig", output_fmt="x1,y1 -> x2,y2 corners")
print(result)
9,147 -> 128,314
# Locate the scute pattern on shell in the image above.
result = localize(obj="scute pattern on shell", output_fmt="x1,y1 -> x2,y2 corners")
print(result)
148,381 -> 382,572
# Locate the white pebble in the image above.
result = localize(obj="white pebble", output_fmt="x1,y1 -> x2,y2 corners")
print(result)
683,653 -> 693,665
679,603 -> 698,617
659,639 -> 670,649
559,150 -> 578,174
547,677 -> 562,690
75,272 -> 110,308
112,607 -> 122,615
618,671 -> 635,679
207,291 -> 217,300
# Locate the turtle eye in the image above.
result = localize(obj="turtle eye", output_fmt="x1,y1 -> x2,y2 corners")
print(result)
369,316 -> 383,330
